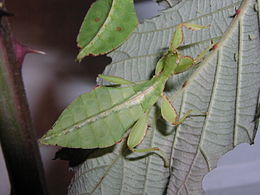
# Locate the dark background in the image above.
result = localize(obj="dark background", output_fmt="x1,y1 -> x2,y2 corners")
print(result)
5,0 -> 108,194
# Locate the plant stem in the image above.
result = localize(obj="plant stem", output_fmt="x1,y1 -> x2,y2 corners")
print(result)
0,3 -> 48,195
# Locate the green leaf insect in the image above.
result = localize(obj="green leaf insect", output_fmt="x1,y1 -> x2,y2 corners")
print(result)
40,23 -> 212,166
77,0 -> 138,61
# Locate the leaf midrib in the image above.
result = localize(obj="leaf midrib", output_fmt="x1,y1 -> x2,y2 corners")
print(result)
168,0 -> 250,193
134,1 -> 241,34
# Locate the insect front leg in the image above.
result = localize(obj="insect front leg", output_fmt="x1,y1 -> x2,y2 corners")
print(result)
161,94 -> 192,125
170,23 -> 208,52
172,42 -> 216,75
173,45 -> 215,75
155,55 -> 166,75
174,56 -> 194,74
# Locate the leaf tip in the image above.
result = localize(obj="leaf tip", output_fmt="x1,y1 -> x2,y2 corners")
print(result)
38,137 -> 48,146
76,51 -> 85,62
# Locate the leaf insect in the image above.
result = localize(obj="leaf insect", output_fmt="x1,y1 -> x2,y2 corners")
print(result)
40,23 -> 213,167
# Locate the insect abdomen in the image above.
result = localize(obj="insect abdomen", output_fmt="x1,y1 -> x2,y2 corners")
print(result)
40,86 -> 144,148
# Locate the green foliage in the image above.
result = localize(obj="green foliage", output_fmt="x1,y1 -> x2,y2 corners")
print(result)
68,0 -> 260,194
77,0 -> 138,61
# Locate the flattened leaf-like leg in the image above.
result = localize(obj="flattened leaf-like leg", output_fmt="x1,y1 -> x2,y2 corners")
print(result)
161,94 -> 192,125
174,42 -> 215,75
98,74 -> 135,85
155,55 -> 165,76
127,112 -> 152,151
170,24 -> 183,51
174,56 -> 194,74
127,112 -> 169,167
170,23 -> 208,52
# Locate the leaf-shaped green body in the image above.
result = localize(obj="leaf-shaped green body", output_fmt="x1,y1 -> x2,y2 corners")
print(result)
40,86 -> 143,148
40,77 -> 165,149
77,0 -> 138,60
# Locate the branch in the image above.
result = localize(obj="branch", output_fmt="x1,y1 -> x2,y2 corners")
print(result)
0,2 -> 48,194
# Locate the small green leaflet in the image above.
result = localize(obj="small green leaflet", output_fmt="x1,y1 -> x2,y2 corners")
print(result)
77,0 -> 138,61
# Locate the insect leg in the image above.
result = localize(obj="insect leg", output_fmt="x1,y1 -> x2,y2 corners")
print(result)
127,112 -> 169,167
170,24 -> 184,52
174,42 -> 215,75
174,56 -> 194,74
161,94 -> 192,125
173,42 -> 215,75
98,74 -> 135,85
127,112 -> 154,151
170,23 -> 208,52
155,55 -> 166,75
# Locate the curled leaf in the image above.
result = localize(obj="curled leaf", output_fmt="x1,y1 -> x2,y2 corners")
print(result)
77,0 -> 138,61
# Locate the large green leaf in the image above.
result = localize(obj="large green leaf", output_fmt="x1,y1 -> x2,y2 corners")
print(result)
69,0 -> 260,194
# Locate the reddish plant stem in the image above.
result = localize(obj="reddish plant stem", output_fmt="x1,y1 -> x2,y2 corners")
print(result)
0,3 -> 48,195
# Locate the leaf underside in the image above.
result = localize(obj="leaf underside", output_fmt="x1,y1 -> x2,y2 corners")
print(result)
154,0 -> 181,8
69,0 -> 260,194
77,0 -> 138,60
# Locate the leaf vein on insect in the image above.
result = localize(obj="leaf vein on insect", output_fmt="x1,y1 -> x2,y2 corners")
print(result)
44,85 -> 156,140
